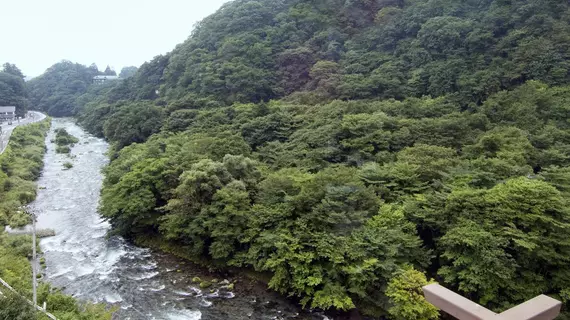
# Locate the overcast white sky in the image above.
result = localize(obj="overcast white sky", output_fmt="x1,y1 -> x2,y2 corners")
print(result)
0,0 -> 229,78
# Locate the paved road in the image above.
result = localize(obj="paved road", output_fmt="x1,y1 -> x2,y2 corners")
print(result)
0,111 -> 47,154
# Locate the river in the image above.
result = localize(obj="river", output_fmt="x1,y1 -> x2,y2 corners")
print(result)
31,118 -> 330,320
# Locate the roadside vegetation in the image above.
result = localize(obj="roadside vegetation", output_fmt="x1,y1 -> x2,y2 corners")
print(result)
0,119 -> 50,227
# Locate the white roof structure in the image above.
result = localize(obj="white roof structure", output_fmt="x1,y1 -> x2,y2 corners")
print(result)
0,106 -> 15,113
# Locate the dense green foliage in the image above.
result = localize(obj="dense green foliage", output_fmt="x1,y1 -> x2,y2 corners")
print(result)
90,82 -> 570,317
134,0 -> 570,106
0,63 -> 28,117
385,267 -> 439,320
53,128 -> 79,155
36,0 -> 570,120
27,62 -> 104,117
53,128 -> 78,154
54,128 -> 79,146
119,66 -> 138,79
29,0 -> 570,318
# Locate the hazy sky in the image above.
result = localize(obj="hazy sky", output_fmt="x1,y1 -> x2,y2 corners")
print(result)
0,0 -> 229,78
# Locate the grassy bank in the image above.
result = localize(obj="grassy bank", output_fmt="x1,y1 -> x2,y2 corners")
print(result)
0,118 -> 115,319
0,118 -> 51,227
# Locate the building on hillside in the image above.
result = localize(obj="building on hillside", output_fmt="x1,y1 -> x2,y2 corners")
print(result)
0,106 -> 16,121
93,75 -> 120,84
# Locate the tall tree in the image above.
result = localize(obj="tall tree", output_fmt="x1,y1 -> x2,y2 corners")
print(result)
104,65 -> 117,76
0,70 -> 28,115
119,66 -> 138,78
27,60 -> 100,116
2,63 -> 25,79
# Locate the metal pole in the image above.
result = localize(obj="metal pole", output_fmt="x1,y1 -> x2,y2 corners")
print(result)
31,211 -> 37,307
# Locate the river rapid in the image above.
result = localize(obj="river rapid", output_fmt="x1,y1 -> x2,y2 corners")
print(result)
31,118 -> 329,320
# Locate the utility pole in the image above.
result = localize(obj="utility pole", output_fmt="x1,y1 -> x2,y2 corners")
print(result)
31,211 -> 37,308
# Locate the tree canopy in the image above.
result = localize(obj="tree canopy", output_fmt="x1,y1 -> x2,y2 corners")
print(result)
0,63 -> 28,116
27,61 -> 101,116
119,66 -> 138,79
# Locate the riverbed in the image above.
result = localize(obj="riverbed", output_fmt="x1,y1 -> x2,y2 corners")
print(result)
31,118 -> 329,320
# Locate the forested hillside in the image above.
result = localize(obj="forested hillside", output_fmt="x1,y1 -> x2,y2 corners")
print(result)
160,0 -> 570,105
27,62 -> 101,117
28,62 -> 128,117
30,0 -> 570,318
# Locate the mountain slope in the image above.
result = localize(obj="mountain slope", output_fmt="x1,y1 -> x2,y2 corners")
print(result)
157,0 -> 570,105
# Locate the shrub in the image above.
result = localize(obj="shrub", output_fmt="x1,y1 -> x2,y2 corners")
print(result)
0,292 -> 36,319
56,145 -> 71,154
54,128 -> 79,146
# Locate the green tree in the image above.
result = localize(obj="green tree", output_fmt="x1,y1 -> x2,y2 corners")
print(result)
103,65 -> 116,76
2,63 -> 25,79
386,267 -> 439,320
119,66 -> 138,78
0,292 -> 37,320
0,72 -> 28,116
27,61 -> 100,116
102,102 -> 164,149
410,177 -> 570,310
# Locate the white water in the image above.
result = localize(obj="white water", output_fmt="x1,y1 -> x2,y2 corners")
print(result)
33,119 -> 202,319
